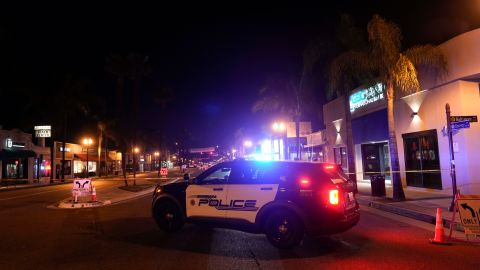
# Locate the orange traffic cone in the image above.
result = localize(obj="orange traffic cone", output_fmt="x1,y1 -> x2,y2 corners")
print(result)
429,208 -> 451,245
91,186 -> 97,202
73,191 -> 78,203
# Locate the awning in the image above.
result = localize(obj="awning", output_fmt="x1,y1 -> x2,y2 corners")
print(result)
74,153 -> 114,162
0,149 -> 37,159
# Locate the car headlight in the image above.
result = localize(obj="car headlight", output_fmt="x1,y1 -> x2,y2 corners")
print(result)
153,186 -> 163,196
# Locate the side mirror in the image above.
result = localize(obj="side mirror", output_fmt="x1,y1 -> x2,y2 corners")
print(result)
183,173 -> 190,181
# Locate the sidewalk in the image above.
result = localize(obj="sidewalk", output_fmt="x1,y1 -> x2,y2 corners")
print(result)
356,181 -> 464,232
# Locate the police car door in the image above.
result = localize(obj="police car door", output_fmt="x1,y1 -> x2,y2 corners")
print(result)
225,164 -> 278,223
186,165 -> 231,219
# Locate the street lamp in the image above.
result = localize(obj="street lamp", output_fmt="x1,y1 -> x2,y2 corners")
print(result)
272,121 -> 286,160
154,151 -> 160,176
243,140 -> 253,157
82,137 -> 93,177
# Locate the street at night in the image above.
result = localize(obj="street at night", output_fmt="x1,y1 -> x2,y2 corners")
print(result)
0,174 -> 478,269
2,1 -> 480,269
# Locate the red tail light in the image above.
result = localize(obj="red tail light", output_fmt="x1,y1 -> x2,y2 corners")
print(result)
324,165 -> 335,170
300,178 -> 311,188
329,189 -> 339,205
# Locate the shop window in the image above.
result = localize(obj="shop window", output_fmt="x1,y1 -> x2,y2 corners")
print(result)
361,142 -> 390,179
402,130 -> 442,189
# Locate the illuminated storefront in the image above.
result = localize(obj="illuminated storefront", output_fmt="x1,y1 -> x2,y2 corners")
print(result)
0,128 -> 51,182
323,29 -> 480,193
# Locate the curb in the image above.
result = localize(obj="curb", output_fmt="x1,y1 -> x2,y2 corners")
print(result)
357,197 -> 465,233
57,200 -> 111,209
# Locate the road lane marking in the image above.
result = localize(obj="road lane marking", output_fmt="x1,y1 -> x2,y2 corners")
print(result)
0,188 -> 71,201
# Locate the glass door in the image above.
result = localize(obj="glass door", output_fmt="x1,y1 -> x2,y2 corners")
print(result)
402,130 -> 442,189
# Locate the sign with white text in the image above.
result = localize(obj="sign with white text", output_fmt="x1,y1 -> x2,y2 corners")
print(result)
349,83 -> 384,113
34,125 -> 52,138
451,120 -> 470,130
450,115 -> 477,123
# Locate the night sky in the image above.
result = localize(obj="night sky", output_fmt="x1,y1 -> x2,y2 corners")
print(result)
2,1 -> 480,149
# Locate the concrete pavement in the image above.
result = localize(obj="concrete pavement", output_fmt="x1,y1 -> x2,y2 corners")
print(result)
54,176 -> 180,209
356,181 -> 478,242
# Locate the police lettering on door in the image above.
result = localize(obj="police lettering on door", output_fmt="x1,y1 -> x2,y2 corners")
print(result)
192,195 -> 258,211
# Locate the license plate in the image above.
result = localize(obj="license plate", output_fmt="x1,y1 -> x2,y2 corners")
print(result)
345,192 -> 355,209
348,192 -> 354,202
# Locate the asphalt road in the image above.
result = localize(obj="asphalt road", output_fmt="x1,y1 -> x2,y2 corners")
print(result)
0,172 -> 478,270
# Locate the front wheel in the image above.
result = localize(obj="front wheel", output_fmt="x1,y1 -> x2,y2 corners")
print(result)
154,200 -> 184,232
264,209 -> 304,249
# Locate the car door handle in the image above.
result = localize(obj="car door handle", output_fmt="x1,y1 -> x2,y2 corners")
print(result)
213,188 -> 223,191
260,187 -> 272,191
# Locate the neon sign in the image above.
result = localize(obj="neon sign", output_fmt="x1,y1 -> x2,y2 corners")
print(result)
349,83 -> 384,113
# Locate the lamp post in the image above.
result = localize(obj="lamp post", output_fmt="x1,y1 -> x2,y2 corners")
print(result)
82,137 -> 93,178
272,121 -> 286,160
133,147 -> 139,184
243,140 -> 252,158
154,151 -> 160,176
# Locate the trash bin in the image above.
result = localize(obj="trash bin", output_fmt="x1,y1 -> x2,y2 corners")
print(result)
370,174 -> 386,197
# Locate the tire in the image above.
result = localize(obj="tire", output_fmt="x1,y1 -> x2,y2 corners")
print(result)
264,209 -> 304,249
154,200 -> 184,232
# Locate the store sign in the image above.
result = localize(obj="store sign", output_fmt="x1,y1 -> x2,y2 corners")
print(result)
349,83 -> 384,113
5,138 -> 25,148
34,125 -> 52,138
6,138 -> 12,148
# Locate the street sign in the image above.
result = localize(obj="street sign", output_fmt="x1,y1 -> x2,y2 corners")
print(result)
450,115 -> 478,123
451,120 -> 470,130
72,179 -> 92,196
160,168 -> 168,177
457,195 -> 480,236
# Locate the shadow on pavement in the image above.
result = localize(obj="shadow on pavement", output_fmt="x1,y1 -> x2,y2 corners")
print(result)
101,217 -> 366,260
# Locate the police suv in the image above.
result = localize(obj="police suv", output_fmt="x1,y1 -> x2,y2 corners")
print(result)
152,160 -> 359,248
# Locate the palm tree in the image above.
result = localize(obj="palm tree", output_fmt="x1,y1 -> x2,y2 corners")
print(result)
53,75 -> 92,182
253,38 -> 324,160
329,15 -> 447,201
105,53 -> 151,186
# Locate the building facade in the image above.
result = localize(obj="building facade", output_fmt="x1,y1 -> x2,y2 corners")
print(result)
0,128 -> 51,182
53,141 -> 122,179
323,29 -> 480,194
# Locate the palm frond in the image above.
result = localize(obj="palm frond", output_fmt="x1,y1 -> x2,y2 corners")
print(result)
367,15 -> 402,69
405,45 -> 448,79
328,50 -> 371,99
393,54 -> 420,94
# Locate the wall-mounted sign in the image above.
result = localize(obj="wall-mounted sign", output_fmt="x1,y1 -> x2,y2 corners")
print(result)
349,83 -> 384,113
34,125 -> 52,138
6,138 -> 12,148
5,138 -> 25,148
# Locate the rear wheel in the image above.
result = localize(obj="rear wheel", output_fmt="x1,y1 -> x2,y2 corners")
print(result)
264,209 -> 304,248
154,200 -> 184,232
